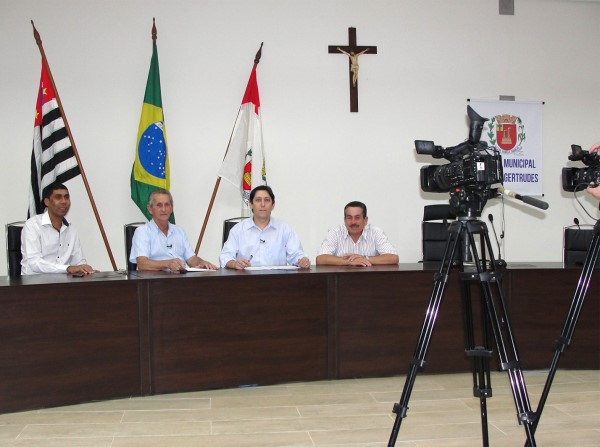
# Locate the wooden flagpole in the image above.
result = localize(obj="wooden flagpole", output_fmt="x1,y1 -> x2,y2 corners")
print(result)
31,20 -> 118,271
194,43 -> 263,254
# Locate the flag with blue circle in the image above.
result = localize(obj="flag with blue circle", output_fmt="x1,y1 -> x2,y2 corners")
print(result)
130,23 -> 174,223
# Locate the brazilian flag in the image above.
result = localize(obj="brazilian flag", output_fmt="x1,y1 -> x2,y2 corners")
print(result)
130,29 -> 174,223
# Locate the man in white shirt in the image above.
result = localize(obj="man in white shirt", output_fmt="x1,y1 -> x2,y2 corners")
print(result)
316,201 -> 399,266
21,182 -> 96,275
129,189 -> 218,271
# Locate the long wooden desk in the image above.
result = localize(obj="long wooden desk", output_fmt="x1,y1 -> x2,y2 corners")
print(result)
0,263 -> 597,413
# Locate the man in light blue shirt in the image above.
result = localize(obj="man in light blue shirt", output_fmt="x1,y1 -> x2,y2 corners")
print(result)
220,186 -> 310,269
130,189 -> 218,271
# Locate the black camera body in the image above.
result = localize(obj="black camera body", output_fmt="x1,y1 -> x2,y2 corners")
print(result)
416,106 -> 503,217
562,144 -> 600,192
419,148 -> 503,193
417,106 -> 503,193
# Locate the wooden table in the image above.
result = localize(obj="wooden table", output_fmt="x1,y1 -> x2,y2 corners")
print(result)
0,263 -> 596,413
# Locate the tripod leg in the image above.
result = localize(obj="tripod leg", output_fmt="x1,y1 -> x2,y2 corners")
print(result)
462,278 -> 493,447
524,225 -> 600,446
469,346 -> 493,446
464,221 -> 538,447
388,222 -> 463,447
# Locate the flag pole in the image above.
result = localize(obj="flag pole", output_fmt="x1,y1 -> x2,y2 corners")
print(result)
194,43 -> 263,254
31,21 -> 118,271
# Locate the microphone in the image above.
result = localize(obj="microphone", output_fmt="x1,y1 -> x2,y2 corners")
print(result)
260,239 -> 265,243
498,187 -> 549,210
488,213 -> 504,266
574,217 -> 581,229
166,244 -> 173,249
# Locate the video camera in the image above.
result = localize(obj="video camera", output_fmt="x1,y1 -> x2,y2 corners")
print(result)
417,106 -> 503,193
416,106 -> 503,217
562,144 -> 600,192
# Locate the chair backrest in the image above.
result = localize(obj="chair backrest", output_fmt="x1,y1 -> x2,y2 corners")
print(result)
421,205 -> 458,262
423,204 -> 456,223
6,222 -> 25,277
223,217 -> 245,246
124,222 -> 145,271
563,226 -> 597,266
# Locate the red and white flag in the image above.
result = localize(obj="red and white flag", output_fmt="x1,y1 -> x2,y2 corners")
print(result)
28,62 -> 80,217
218,65 -> 267,205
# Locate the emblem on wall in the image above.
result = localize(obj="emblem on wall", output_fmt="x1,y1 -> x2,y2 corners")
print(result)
487,114 -> 526,154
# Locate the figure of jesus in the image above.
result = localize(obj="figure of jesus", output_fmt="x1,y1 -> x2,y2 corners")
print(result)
337,47 -> 369,87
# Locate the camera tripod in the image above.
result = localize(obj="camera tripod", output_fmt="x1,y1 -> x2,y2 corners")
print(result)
388,215 -> 537,447
523,219 -> 600,446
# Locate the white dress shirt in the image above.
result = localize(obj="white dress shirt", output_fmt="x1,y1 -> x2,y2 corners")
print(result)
21,210 -> 87,275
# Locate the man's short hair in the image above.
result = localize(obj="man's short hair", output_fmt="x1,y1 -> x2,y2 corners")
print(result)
344,201 -> 367,217
42,182 -> 69,203
147,189 -> 174,207
250,185 -> 275,204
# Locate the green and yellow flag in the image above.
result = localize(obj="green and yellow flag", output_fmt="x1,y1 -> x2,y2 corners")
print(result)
130,19 -> 174,223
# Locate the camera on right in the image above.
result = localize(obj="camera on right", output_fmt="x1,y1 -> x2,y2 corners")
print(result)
562,144 -> 600,192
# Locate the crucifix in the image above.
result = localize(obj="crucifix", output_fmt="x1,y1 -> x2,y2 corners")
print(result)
328,27 -> 377,112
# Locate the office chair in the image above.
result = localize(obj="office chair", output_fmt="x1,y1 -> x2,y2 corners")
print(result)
421,204 -> 458,262
5,222 -> 25,277
563,225 -> 597,266
124,222 -> 145,271
223,217 -> 245,246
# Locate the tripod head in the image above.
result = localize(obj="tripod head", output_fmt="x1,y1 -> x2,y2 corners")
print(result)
448,185 -> 498,220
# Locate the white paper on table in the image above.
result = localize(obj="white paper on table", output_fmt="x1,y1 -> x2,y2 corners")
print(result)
244,266 -> 300,271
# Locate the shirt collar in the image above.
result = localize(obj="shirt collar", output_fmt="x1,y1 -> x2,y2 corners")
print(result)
343,224 -> 368,241
249,216 -> 276,231
149,218 -> 171,235
41,210 -> 70,227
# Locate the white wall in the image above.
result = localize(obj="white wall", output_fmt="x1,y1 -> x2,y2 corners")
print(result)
1,0 -> 599,273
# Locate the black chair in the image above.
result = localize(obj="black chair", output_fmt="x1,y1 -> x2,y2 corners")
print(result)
6,222 -> 25,277
421,204 -> 458,262
124,222 -> 145,271
563,226 -> 597,266
223,217 -> 245,246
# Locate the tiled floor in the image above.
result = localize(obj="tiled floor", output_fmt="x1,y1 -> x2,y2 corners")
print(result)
0,370 -> 597,446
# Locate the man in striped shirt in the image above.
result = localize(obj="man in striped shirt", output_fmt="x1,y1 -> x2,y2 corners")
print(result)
316,201 -> 398,266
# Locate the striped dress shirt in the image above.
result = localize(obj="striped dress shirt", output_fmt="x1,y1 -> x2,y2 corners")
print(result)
317,224 -> 397,257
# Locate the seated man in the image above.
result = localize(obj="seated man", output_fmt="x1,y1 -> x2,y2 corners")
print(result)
130,189 -> 218,271
220,185 -> 310,269
316,201 -> 399,266
21,182 -> 96,275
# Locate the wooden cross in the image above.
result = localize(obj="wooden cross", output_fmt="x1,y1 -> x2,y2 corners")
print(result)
328,27 -> 377,112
